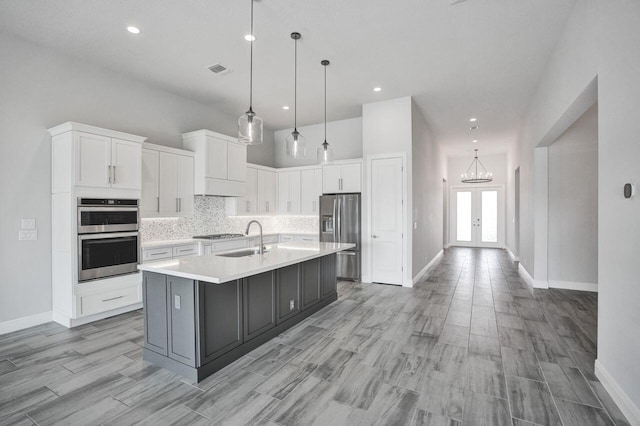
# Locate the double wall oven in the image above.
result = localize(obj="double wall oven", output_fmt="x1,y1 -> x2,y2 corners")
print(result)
77,198 -> 140,282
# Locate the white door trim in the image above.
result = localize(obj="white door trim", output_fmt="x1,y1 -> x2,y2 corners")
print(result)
365,153 -> 409,286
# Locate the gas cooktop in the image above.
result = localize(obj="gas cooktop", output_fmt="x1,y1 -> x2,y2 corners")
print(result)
193,233 -> 245,240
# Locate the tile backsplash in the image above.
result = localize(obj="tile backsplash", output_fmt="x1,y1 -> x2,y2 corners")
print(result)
141,196 -> 318,242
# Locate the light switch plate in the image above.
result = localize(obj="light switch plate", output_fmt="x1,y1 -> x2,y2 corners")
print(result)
19,230 -> 37,241
289,300 -> 295,311
21,219 -> 36,230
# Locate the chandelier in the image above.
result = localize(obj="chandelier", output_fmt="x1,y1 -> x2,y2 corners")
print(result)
461,149 -> 493,183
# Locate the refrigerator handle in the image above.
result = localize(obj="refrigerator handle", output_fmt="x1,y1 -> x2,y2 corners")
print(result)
337,198 -> 342,243
332,198 -> 338,242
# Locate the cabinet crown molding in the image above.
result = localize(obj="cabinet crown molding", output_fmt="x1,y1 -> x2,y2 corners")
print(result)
48,122 -> 147,143
181,129 -> 239,144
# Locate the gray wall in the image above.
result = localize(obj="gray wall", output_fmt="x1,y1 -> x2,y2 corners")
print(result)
548,103 -> 598,285
0,33 -> 274,324
273,117 -> 362,168
511,0 -> 640,414
411,102 -> 445,277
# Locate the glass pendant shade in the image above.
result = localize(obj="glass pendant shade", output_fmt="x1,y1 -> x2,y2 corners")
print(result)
317,141 -> 334,164
238,108 -> 263,145
286,129 -> 306,158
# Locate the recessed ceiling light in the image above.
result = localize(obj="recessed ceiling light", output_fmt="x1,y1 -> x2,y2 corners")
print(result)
472,139 -> 478,143
244,34 -> 256,41
127,26 -> 141,34
282,106 -> 290,110
469,117 -> 477,122
373,87 -> 382,92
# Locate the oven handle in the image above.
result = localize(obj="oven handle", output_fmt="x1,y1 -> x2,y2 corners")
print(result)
78,232 -> 139,241
78,206 -> 139,212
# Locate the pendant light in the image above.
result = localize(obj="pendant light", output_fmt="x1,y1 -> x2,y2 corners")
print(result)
317,59 -> 334,165
461,149 -> 493,183
238,0 -> 263,145
286,32 -> 306,158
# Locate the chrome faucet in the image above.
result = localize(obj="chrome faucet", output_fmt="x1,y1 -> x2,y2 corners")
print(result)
245,220 -> 264,255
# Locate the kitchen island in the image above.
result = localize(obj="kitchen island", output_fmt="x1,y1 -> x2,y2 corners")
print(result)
137,241 -> 354,382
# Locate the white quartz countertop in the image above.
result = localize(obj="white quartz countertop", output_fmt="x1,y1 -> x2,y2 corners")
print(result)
137,242 -> 354,283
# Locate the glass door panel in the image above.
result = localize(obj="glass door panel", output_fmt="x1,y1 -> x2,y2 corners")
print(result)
481,190 -> 498,243
456,191 -> 472,242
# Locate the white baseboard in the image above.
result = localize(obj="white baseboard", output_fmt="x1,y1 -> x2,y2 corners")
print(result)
505,247 -> 520,262
412,249 -> 444,285
518,263 -> 549,289
53,303 -> 143,328
0,311 -> 53,335
595,359 -> 640,425
549,280 -> 598,293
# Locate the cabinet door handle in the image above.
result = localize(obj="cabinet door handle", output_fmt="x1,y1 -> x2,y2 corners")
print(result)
107,166 -> 112,184
156,197 -> 160,212
112,165 -> 116,184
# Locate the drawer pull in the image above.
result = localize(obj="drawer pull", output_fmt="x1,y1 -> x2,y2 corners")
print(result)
150,251 -> 169,256
178,248 -> 194,252
102,296 -> 124,302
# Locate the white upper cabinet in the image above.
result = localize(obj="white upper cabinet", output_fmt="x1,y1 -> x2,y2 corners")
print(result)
111,138 -> 142,190
322,161 -> 362,194
257,169 -> 277,214
183,130 -> 247,197
141,144 -> 194,218
141,149 -> 160,215
74,132 -> 111,188
226,165 -> 277,216
177,154 -> 194,216
278,170 -> 301,214
300,168 -> 323,215
49,122 -> 146,193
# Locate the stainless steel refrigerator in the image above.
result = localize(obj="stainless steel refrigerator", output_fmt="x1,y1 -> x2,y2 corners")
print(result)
319,194 -> 361,280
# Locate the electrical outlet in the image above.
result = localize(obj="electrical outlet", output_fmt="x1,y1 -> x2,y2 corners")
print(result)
174,295 -> 181,310
21,219 -> 36,230
414,221 -> 418,230
289,300 -> 295,311
18,230 -> 37,241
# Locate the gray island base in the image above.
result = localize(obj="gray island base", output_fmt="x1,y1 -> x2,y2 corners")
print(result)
142,253 -> 338,382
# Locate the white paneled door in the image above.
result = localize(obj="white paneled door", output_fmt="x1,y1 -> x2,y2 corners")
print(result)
450,186 -> 504,248
371,157 -> 404,285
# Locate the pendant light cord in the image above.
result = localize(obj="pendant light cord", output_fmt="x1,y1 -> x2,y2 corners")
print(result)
324,63 -> 327,141
249,0 -> 254,109
294,37 -> 297,130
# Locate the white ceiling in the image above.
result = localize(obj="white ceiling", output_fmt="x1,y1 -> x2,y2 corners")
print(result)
0,0 -> 576,155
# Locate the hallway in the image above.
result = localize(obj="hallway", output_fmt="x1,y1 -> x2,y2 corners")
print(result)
0,248 -> 628,425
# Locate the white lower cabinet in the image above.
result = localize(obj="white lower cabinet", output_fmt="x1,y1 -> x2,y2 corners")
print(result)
79,285 -> 140,317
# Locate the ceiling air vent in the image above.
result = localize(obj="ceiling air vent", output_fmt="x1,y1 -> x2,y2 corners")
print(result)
208,64 -> 230,75
450,0 -> 469,4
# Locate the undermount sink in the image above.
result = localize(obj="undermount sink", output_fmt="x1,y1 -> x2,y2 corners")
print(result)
215,247 -> 269,258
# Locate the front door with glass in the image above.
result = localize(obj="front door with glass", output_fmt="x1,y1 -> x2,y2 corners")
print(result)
450,186 -> 504,248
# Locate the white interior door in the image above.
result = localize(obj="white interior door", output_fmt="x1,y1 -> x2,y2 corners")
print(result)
450,186 -> 504,248
371,157 -> 404,285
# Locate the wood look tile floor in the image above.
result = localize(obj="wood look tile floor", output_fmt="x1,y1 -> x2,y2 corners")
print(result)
0,248 -> 631,425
